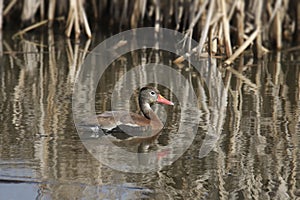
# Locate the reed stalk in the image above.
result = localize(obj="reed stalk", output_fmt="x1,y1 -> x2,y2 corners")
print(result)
254,0 -> 263,58
0,0 -> 2,30
3,0 -> 16,16
21,0 -> 40,22
224,28 -> 260,66
0,0 -> 3,57
219,0 -> 232,57
0,0 -> 2,56
48,0 -> 56,27
236,0 -> 244,46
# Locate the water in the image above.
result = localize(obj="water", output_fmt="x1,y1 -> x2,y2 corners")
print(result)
0,29 -> 300,199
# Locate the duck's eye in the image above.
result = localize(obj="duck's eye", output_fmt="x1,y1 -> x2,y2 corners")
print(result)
150,91 -> 156,96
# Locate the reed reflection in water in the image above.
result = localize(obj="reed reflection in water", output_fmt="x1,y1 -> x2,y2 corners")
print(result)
0,30 -> 299,199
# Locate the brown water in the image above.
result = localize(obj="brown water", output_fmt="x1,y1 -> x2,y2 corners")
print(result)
0,29 -> 300,199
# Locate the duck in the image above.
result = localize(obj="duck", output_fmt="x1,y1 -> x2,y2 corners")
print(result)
83,86 -> 174,139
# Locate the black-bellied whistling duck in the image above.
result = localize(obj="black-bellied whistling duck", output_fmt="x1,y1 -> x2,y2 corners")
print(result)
87,86 -> 174,139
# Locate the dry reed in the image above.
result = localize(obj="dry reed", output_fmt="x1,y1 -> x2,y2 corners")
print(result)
0,0 -> 299,62
0,0 -> 2,30
0,0 -> 2,56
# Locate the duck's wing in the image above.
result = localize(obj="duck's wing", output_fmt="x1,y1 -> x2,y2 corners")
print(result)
94,111 -> 149,131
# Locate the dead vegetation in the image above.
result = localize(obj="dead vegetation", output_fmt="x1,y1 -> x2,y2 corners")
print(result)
0,0 -> 299,62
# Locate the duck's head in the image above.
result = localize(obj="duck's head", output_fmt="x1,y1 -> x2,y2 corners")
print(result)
139,86 -> 174,107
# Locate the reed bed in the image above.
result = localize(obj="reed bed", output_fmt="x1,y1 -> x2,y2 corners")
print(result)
0,0 -> 299,62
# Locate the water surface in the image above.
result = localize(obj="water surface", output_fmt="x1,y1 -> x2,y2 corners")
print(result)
0,30 -> 300,199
